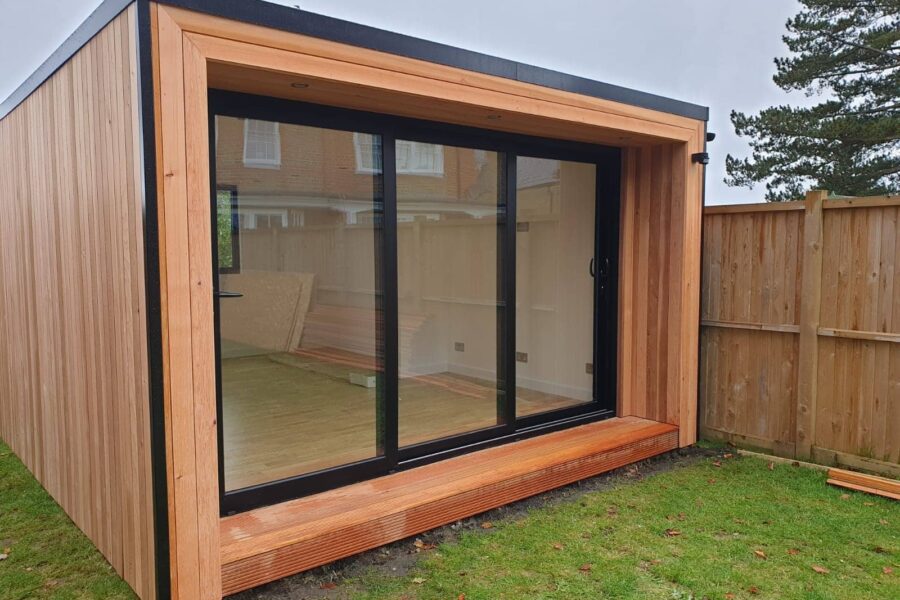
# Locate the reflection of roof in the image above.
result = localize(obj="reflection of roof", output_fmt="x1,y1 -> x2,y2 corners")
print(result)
517,157 -> 559,189
236,194 -> 498,221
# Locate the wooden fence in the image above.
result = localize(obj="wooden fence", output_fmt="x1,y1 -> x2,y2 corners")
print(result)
700,191 -> 900,475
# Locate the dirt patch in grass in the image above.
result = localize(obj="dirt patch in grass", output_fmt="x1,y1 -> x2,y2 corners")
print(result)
228,445 -> 720,600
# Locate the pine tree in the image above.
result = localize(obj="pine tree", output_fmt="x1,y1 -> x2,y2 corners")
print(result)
726,0 -> 900,201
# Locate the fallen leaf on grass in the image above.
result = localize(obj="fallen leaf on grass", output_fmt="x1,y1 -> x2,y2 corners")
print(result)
864,501 -> 874,506
787,548 -> 800,555
811,565 -> 830,574
712,460 -> 722,467
552,543 -> 564,550
319,582 -> 337,590
748,585 -> 760,594
458,595 -> 466,600
724,594 -> 735,600
884,567 -> 894,575
480,521 -> 493,529
840,493 -> 850,500
412,577 -> 427,584
754,550 -> 767,560
879,519 -> 888,525
767,462 -> 775,471
707,478 -> 717,484
664,529 -> 682,537
0,554 -> 7,561
413,539 -> 436,551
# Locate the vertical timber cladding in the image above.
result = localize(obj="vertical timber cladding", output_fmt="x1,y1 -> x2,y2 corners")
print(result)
618,140 -> 704,446
0,6 -> 156,599
152,3 -> 706,598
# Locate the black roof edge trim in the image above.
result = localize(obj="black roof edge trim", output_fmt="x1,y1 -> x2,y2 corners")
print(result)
0,0 -> 134,120
2,0 -> 708,123
165,0 -> 708,121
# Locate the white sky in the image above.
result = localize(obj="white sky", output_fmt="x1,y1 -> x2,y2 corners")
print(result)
0,0 -> 811,205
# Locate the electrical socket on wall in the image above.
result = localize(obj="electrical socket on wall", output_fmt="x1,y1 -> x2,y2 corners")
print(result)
516,352 -> 528,363
454,342 -> 465,352
585,363 -> 593,374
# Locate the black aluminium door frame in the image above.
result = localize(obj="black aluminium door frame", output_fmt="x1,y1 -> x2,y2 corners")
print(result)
209,89 -> 621,515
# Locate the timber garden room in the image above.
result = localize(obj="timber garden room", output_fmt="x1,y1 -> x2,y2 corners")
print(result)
0,0 -> 708,598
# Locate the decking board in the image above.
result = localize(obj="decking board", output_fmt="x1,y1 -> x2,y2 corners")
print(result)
220,416 -> 677,594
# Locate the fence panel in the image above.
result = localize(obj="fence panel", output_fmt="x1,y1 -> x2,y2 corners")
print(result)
700,193 -> 900,473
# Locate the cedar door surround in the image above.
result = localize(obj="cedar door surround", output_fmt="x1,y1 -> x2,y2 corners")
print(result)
150,3 -> 704,597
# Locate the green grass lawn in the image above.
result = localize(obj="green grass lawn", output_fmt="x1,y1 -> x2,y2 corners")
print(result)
0,440 -> 136,600
352,454 -> 899,600
1,439 -> 898,600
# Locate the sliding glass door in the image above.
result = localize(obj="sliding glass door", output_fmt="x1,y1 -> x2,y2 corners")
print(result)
396,142 -> 505,448
515,157 -> 597,418
210,91 -> 619,513
212,115 -> 385,495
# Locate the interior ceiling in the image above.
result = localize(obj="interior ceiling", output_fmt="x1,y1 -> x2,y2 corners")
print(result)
206,61 -> 669,148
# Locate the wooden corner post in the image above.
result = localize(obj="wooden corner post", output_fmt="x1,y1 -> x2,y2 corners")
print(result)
796,189 -> 827,460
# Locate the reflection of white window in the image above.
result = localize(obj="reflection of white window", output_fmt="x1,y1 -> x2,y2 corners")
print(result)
397,140 -> 443,175
243,119 -> 281,168
353,135 -> 443,175
353,133 -> 382,173
239,209 -> 288,229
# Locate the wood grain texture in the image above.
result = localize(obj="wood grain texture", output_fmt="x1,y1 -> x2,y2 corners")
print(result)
219,417 -> 678,595
0,7 -> 156,599
153,6 -> 222,599
163,5 -> 699,146
700,194 -> 900,467
150,4 -> 707,596
618,138 -> 704,445
826,467 -> 900,497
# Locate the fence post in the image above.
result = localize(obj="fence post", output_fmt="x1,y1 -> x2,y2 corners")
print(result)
796,189 -> 827,460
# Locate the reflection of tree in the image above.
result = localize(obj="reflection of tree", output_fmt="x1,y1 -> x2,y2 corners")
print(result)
217,190 -> 234,269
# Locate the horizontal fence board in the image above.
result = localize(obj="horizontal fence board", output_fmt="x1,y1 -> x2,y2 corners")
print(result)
701,194 -> 900,469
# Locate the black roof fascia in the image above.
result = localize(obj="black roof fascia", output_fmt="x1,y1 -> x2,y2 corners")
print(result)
1,0 -> 708,122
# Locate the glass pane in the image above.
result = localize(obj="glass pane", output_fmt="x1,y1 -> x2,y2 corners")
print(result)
516,157 -> 596,417
397,142 -> 502,447
215,116 -> 383,492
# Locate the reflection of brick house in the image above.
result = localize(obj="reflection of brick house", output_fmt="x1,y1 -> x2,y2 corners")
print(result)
214,116 -> 504,229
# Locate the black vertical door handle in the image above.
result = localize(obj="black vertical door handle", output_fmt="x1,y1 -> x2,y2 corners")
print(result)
589,257 -> 595,278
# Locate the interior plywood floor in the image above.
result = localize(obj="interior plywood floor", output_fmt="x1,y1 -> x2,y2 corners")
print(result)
222,350 -> 587,491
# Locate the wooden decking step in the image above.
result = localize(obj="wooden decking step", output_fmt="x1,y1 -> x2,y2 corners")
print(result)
220,416 -> 679,595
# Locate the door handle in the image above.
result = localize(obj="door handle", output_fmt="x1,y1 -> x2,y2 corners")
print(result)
215,290 -> 243,299
589,257 -> 595,278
